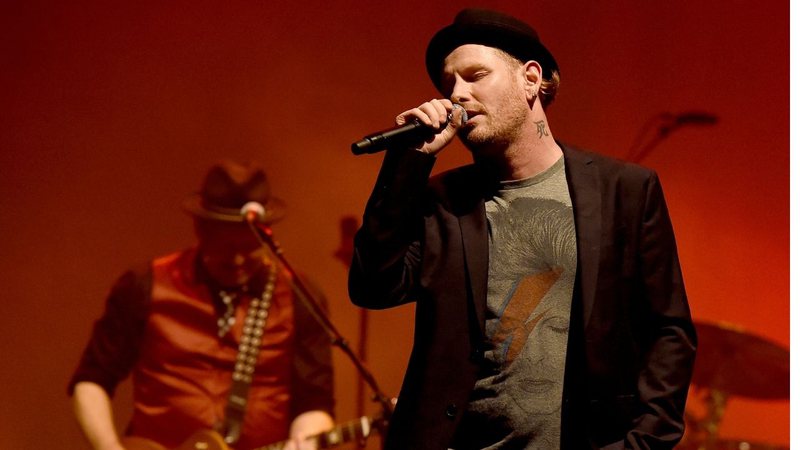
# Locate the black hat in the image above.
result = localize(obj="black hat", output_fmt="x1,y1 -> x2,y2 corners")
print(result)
182,160 -> 286,223
425,8 -> 559,91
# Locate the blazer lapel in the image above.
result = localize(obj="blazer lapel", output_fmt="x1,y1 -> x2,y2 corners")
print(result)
458,204 -> 488,335
562,145 -> 602,329
450,166 -> 489,337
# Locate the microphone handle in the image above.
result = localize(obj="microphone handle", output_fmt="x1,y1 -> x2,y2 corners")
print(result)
351,120 -> 434,155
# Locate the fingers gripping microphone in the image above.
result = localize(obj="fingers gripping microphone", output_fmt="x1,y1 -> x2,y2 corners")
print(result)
351,105 -> 468,155
240,201 -> 266,223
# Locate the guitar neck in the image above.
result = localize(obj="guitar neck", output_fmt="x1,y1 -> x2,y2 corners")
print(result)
258,415 -> 376,450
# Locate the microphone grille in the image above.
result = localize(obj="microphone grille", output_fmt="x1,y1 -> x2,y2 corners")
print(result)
240,201 -> 266,221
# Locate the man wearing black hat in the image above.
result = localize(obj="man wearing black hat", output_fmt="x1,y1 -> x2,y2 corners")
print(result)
69,160 -> 335,450
349,8 -> 695,450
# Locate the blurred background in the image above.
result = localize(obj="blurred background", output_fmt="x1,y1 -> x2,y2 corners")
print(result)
0,1 -> 788,449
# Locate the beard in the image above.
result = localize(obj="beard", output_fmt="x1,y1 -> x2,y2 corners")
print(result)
459,87 -> 529,155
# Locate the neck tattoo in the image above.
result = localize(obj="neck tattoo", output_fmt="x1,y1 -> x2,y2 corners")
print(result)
535,120 -> 549,138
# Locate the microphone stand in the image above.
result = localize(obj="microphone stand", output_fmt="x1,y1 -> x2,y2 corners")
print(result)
625,113 -> 675,163
246,220 -> 395,443
626,111 -> 718,163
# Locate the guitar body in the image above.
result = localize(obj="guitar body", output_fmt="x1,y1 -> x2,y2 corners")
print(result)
119,413 -> 383,450
121,429 -> 230,450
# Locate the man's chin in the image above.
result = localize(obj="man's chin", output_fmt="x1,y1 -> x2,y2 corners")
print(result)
458,123 -> 475,137
458,126 -> 481,146
460,127 -> 493,149
211,272 -> 253,289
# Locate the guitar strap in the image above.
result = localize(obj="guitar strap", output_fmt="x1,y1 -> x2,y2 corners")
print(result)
220,264 -> 278,446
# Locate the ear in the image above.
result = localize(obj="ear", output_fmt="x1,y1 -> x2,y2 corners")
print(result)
522,60 -> 543,101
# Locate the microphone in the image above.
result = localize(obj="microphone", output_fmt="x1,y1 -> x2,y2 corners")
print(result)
240,201 -> 266,223
351,105 -> 468,155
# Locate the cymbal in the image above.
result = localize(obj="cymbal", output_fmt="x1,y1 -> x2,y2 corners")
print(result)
713,439 -> 789,450
692,321 -> 789,399
678,438 -> 789,450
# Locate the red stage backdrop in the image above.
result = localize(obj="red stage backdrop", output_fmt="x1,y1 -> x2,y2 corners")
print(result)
0,1 -> 788,449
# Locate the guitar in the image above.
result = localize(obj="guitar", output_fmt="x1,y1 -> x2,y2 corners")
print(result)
121,414 -> 384,450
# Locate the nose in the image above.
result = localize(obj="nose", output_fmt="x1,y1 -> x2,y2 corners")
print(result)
450,77 -> 470,104
232,252 -> 246,266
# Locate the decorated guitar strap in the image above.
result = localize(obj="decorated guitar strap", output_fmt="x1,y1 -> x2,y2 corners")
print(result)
219,264 -> 278,446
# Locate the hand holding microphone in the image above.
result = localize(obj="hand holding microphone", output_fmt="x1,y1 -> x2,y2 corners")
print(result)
352,100 -> 468,156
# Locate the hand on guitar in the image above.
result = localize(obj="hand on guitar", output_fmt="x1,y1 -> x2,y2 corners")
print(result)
98,444 -> 127,450
282,436 -> 314,450
121,412 -> 384,450
285,410 -> 334,450
72,382 -> 131,450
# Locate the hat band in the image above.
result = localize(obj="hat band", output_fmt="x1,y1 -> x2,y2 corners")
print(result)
201,201 -> 256,220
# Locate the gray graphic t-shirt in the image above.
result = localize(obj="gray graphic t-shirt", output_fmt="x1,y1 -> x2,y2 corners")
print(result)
453,156 -> 577,449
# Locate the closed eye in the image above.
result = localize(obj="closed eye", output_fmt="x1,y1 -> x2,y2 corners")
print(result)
440,65 -> 491,94
468,70 -> 489,81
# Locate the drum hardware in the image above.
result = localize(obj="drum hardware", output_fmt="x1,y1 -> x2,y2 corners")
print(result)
678,321 -> 788,450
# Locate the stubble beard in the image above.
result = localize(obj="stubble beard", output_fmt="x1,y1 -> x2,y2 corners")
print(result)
460,92 -> 529,157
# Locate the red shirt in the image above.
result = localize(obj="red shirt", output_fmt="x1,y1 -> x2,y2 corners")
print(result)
69,248 -> 334,449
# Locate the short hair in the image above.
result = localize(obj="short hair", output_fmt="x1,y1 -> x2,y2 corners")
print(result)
495,48 -> 560,109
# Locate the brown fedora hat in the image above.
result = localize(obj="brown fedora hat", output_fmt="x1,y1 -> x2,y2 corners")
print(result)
182,160 -> 286,223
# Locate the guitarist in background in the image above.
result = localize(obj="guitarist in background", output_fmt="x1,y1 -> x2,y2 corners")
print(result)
68,160 -> 335,450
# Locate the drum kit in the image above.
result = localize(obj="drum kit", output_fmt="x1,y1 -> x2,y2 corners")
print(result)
678,321 -> 789,450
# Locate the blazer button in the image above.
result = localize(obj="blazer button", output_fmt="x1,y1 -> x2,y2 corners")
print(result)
445,403 -> 458,419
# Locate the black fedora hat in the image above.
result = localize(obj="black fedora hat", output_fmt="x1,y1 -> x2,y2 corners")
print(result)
182,160 -> 286,223
425,8 -> 559,92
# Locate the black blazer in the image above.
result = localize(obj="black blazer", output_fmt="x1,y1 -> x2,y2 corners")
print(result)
349,144 -> 696,449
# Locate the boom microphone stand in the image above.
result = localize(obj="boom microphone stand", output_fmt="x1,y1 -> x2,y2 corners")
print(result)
242,210 -> 394,444
626,111 -> 718,163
